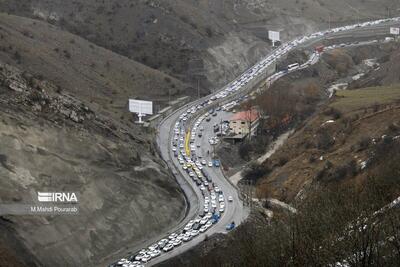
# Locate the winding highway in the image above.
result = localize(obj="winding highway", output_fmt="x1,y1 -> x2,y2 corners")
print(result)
109,17 -> 400,267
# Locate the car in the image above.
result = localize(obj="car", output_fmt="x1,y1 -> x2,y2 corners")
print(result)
190,230 -> 200,237
228,196 -> 233,202
226,222 -> 235,231
201,159 -> 207,165
177,233 -> 186,240
200,218 -> 208,225
141,254 -> 152,263
168,233 -> 178,240
149,250 -> 161,258
184,223 -> 193,231
193,222 -> 201,230
163,244 -> 174,252
158,239 -> 169,248
214,159 -> 220,167
134,252 -> 146,261
182,234 -> 192,242
172,239 -> 182,246
148,243 -> 159,251
117,258 -> 129,265
219,206 -> 225,213
208,161 -> 213,167
199,226 -> 208,233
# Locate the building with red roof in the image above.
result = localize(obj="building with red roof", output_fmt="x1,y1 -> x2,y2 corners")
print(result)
229,109 -> 260,138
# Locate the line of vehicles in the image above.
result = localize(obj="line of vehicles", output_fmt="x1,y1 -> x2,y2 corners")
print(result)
110,16 -> 400,267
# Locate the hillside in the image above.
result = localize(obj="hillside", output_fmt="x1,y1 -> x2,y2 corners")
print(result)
158,84 -> 400,267
255,43 -> 400,202
0,1 -> 399,266
257,85 -> 400,201
0,15 -> 188,267
0,13 -> 189,120
1,0 -> 398,94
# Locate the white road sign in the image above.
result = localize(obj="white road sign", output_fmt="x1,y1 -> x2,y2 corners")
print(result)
268,30 -> 280,42
129,99 -> 153,123
129,99 -> 153,115
390,27 -> 400,35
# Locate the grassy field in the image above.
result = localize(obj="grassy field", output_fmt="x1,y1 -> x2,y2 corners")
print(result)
330,85 -> 400,112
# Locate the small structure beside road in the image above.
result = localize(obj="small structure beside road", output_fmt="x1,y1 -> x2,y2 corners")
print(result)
228,109 -> 260,139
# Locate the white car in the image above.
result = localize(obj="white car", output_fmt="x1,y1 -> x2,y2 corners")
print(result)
199,226 -> 208,233
141,254 -> 152,263
117,258 -> 129,265
135,252 -> 146,261
182,234 -> 192,242
201,160 -> 207,165
228,196 -> 233,202
149,250 -> 161,258
177,234 -> 186,240
148,243 -> 159,251
200,218 -> 208,225
184,223 -> 193,231
172,239 -> 182,246
168,233 -> 178,240
208,161 -> 213,167
190,230 -> 199,237
163,244 -> 174,252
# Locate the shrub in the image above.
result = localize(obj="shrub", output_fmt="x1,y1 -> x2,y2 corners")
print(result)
323,107 -> 342,120
316,129 -> 334,150
243,162 -> 269,182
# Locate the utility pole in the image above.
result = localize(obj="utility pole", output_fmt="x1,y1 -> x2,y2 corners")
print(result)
197,78 -> 200,99
328,13 -> 331,30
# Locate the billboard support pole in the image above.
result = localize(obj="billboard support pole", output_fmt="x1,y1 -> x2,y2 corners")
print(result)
138,113 -> 144,124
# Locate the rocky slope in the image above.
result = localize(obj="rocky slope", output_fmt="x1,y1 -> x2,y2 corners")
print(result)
1,0 -> 398,95
0,48 -> 186,267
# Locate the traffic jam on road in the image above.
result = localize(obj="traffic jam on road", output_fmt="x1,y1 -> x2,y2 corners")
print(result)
110,17 -> 400,267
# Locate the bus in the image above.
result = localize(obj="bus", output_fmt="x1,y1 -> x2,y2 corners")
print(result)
288,63 -> 300,71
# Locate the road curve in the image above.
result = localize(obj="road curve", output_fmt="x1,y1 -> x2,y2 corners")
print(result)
108,17 -> 400,267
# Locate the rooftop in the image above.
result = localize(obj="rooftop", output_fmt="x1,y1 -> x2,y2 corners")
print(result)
230,110 -> 259,122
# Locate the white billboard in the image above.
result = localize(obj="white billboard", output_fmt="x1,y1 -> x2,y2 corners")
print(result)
390,27 -> 400,35
268,30 -> 280,42
129,99 -> 153,118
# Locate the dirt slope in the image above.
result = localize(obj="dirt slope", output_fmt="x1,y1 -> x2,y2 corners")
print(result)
2,0 -> 398,93
0,28 -> 186,267
0,13 -> 189,118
